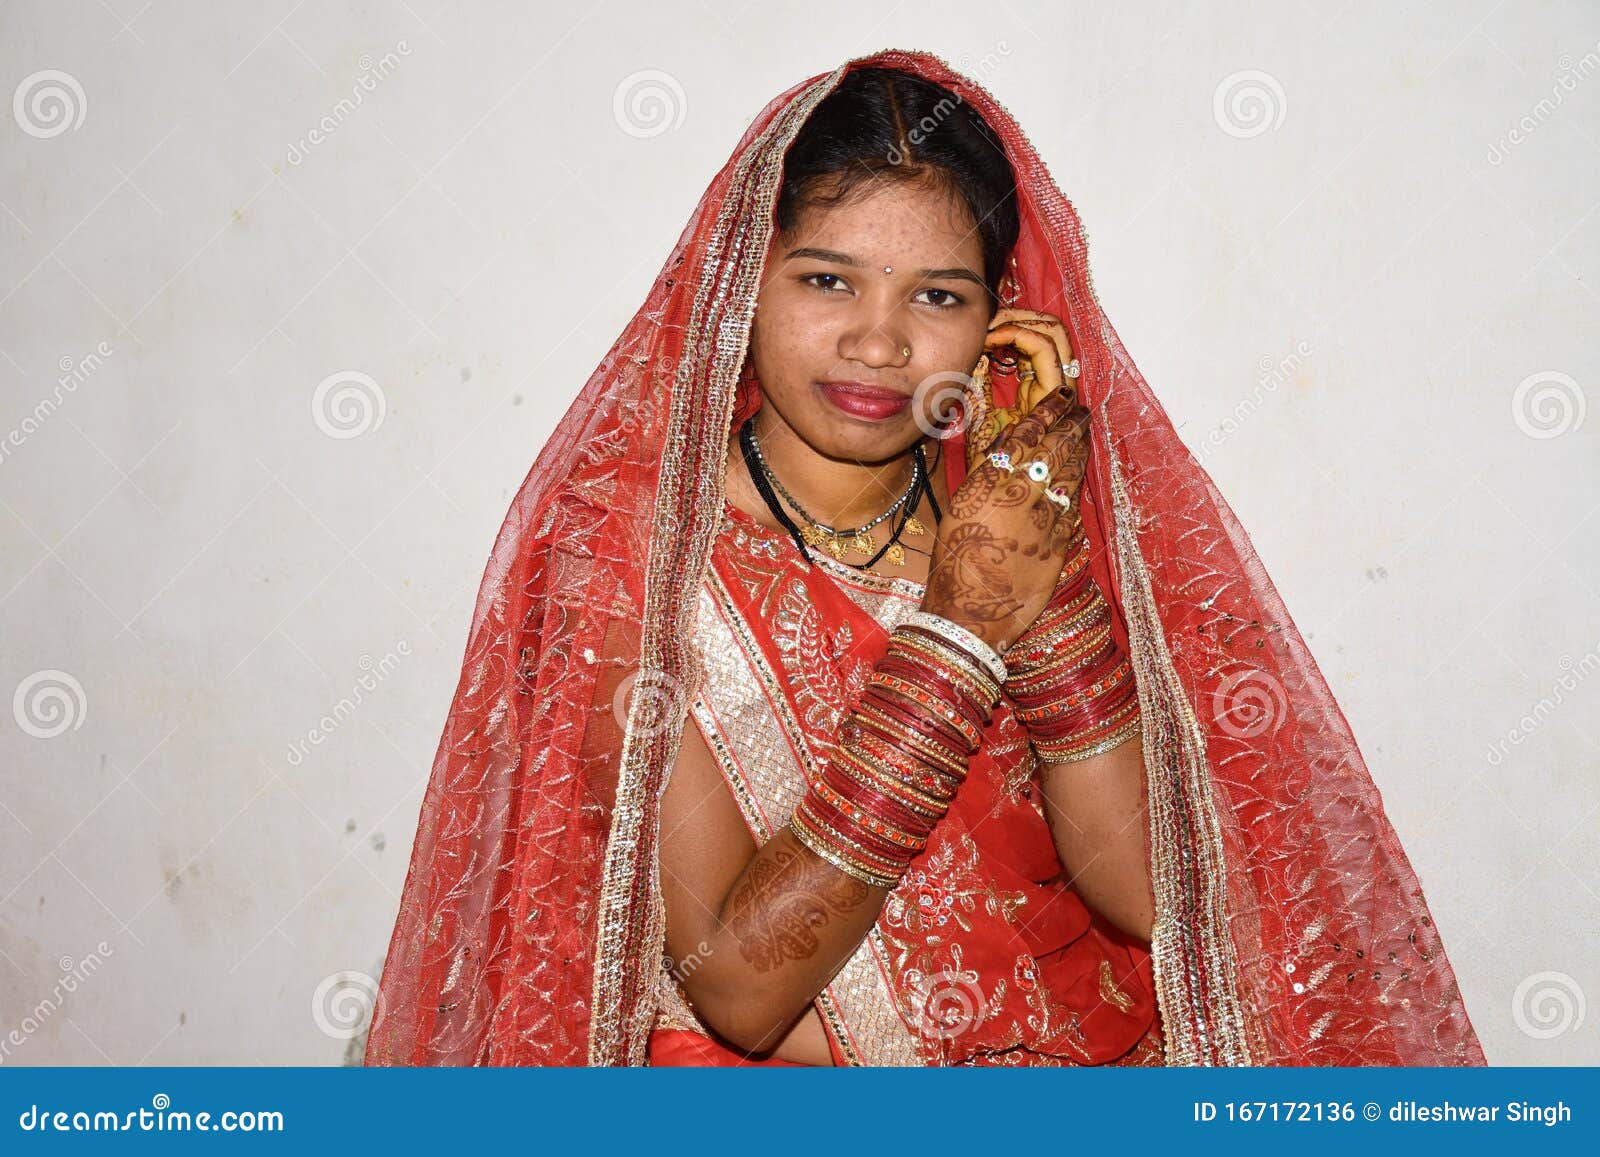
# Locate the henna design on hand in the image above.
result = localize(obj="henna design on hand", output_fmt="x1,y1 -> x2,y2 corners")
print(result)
726,842 -> 871,973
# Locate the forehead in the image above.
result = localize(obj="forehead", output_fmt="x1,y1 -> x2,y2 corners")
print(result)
781,176 -> 983,265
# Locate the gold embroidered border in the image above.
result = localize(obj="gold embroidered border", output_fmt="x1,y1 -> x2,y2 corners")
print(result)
692,570 -> 925,1066
585,65 -> 852,1067
1101,386 -> 1261,1066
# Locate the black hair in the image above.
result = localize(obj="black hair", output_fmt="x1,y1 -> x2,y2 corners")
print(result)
774,66 -> 1019,311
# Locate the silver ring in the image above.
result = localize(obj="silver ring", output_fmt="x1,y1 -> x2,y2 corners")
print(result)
1064,358 -> 1081,379
988,450 -> 1014,471
1044,485 -> 1073,510
1023,459 -> 1052,484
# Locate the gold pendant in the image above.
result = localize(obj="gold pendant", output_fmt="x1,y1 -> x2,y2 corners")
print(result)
885,542 -> 906,566
904,514 -> 926,537
826,534 -> 848,560
800,523 -> 829,548
850,530 -> 874,556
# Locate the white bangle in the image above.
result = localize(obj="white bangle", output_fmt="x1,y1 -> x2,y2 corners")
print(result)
902,611 -> 1008,684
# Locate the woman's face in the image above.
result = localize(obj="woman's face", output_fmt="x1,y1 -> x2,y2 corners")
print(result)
749,175 -> 992,466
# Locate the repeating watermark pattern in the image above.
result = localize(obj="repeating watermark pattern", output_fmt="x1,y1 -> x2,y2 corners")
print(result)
0,943 -> 115,1065
909,369 -> 979,440
1484,641 -> 1600,767
12,69 -> 87,138
1487,41 -> 1600,165
611,69 -> 686,139
12,669 -> 88,739
0,341 -> 115,467
908,967 -> 989,1040
285,642 -> 411,766
1511,970 -> 1586,1039
1195,339 -> 1313,463
311,370 -> 386,439
886,41 -> 1012,165
1511,370 -> 1586,439
949,42 -> 1014,86
663,939 -> 714,985
611,668 -> 686,740
1211,668 -> 1289,739
1212,69 -> 1287,139
311,970 -> 382,1040
286,41 -> 413,166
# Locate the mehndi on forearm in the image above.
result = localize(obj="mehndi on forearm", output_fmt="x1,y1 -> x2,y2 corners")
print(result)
698,613 -> 1006,1052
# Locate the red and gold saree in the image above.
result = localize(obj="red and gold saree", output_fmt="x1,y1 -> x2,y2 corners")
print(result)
363,48 -> 1485,1067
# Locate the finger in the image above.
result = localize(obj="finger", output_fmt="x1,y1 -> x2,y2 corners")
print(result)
1033,406 -> 1089,481
1009,319 -> 1075,413
1003,376 -> 1078,447
996,314 -> 1075,411
1012,325 -> 1064,412
986,322 -> 1071,408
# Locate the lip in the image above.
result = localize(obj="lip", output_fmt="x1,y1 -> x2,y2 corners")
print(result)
816,380 -> 911,420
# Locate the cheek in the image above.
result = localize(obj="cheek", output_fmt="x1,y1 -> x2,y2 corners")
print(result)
755,305 -> 832,366
912,321 -> 987,370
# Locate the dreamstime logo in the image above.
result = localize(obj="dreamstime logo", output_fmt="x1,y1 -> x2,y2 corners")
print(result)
949,41 -> 1013,85
286,40 -> 412,165
1485,641 -> 1600,767
312,970 -> 382,1040
1195,339 -> 1312,462
1511,370 -> 1585,439
12,669 -> 87,739
1211,669 -> 1288,739
285,641 -> 411,766
1512,970 -> 1585,1040
611,668 -> 685,739
663,939 -> 714,985
910,370 -> 979,440
886,41 -> 1012,165
312,370 -> 386,439
1487,41 -> 1600,165
1212,70 -> 1287,139
0,341 -> 115,467
12,70 -> 87,138
612,70 -> 686,138
911,968 -> 988,1040
0,941 -> 115,1065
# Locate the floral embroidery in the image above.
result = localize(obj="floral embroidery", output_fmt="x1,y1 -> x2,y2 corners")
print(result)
882,832 -> 1027,938
770,575 -> 868,761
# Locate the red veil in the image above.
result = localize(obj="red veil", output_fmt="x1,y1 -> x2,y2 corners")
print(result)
364,49 -> 1484,1066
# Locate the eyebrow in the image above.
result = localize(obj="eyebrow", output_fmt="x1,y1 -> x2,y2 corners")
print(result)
784,246 -> 985,289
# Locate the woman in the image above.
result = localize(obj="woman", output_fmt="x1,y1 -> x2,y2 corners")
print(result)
364,49 -> 1484,1067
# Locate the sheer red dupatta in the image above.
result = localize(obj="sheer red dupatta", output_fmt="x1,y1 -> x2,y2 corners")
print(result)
364,49 -> 1484,1067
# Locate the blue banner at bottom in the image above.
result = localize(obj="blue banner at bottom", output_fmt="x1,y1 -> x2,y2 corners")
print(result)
3,1066 -> 1593,1153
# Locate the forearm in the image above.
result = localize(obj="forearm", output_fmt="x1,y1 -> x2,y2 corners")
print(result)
1005,534 -> 1153,942
686,828 -> 887,1053
1038,733 -> 1154,943
679,613 -> 1005,1054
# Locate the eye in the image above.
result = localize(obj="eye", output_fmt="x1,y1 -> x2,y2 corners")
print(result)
915,287 -> 965,310
801,272 -> 851,295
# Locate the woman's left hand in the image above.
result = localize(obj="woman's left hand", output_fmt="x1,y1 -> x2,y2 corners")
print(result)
985,308 -> 1078,415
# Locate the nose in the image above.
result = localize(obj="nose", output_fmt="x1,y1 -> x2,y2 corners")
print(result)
838,308 -> 910,369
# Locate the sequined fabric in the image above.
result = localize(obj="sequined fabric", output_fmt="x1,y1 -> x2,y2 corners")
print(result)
363,49 -> 1484,1067
682,501 -> 1159,1066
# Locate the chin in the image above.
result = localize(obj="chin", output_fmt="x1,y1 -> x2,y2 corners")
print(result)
809,415 -> 923,465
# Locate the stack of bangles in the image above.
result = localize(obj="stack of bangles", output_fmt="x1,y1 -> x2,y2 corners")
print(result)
787,611 -> 1005,888
1003,533 -> 1143,762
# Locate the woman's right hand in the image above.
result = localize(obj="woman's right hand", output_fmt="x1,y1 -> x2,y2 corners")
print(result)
922,373 -> 1091,656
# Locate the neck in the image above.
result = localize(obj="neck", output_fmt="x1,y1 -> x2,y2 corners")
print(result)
750,405 -> 919,529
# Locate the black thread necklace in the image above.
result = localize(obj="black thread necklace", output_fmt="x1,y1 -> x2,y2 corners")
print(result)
737,415 -> 941,570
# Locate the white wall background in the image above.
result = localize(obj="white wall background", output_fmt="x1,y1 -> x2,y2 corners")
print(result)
1,0 -> 1596,1066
